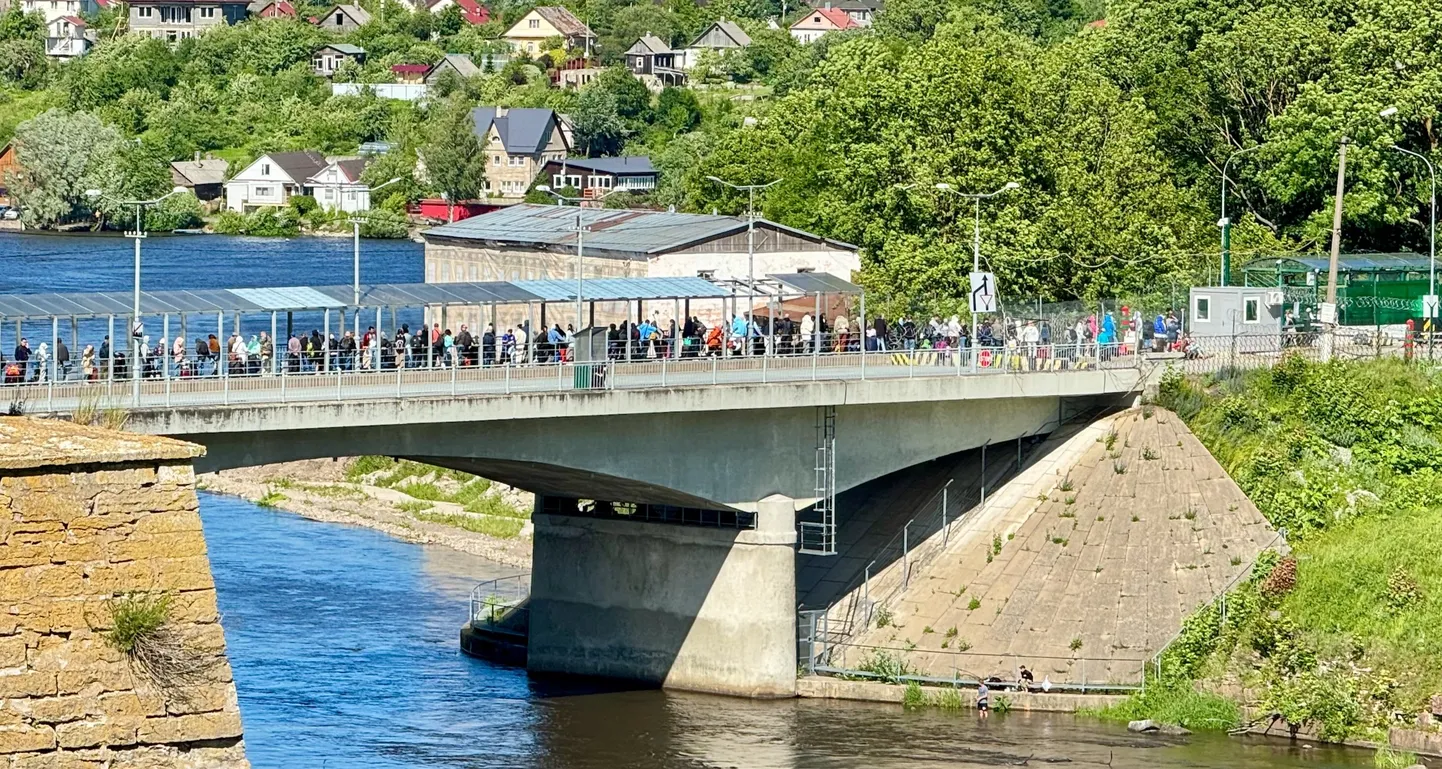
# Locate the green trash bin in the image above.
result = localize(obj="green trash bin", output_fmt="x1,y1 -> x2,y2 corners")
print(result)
573,364 -> 593,390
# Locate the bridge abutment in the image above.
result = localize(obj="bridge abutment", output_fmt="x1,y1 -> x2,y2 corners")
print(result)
527,495 -> 799,698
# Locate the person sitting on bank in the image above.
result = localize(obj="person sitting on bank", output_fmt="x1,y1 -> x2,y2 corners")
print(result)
1019,665 -> 1035,692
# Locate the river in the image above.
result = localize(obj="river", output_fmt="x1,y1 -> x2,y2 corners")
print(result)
198,493 -> 1377,769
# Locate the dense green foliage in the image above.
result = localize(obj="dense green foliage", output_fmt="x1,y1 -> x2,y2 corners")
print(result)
1118,358 -> 1442,741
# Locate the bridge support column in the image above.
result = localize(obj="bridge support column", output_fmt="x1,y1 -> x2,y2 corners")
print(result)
527,495 -> 799,698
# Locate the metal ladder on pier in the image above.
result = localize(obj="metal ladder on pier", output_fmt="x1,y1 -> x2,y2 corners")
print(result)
799,405 -> 837,555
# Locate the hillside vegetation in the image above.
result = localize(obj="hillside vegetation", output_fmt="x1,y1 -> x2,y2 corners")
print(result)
1106,358 -> 1442,742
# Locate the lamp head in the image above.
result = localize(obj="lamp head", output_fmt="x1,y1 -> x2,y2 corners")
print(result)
171,186 -> 188,195
1004,181 -> 1020,190
84,189 -> 102,199
1381,106 -> 1399,118
934,182 -> 953,191
536,184 -> 552,193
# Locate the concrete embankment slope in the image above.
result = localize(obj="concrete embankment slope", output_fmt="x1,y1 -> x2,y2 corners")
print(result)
838,408 -> 1277,686
0,417 -> 248,767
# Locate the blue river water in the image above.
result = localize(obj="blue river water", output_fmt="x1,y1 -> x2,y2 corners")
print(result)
5,232 -> 1381,768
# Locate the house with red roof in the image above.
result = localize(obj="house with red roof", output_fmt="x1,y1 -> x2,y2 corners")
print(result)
391,63 -> 430,83
44,15 -> 90,58
789,5 -> 861,43
247,0 -> 297,17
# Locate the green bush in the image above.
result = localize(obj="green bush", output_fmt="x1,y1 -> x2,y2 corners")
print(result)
213,206 -> 300,237
104,592 -> 170,654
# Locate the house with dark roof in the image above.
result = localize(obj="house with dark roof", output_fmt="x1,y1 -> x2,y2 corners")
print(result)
471,107 -> 570,201
420,204 -> 860,326
425,53 -> 480,84
681,19 -> 751,70
313,3 -> 369,32
624,34 -> 684,88
306,158 -> 373,213
170,157 -> 229,201
312,43 -> 365,77
502,5 -> 594,55
128,0 -> 248,43
224,150 -> 328,212
539,157 -> 658,197
807,0 -> 880,26
790,6 -> 861,43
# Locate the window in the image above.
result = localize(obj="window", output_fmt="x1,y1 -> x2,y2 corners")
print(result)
492,155 -> 501,166
253,186 -> 273,197
1193,295 -> 1210,323
508,155 -> 525,167
588,175 -> 612,189
199,6 -> 215,17
528,17 -> 539,27
1243,297 -> 1260,323
165,29 -> 177,42
334,13 -> 342,24
262,163 -> 271,175
697,270 -> 716,280
137,6 -> 152,16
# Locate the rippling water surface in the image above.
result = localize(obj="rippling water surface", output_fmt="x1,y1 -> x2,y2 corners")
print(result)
198,494 -> 1377,769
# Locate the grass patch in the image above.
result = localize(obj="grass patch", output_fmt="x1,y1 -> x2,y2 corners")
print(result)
1374,747 -> 1419,769
345,455 -> 396,481
463,493 -> 529,519
294,483 -> 366,501
104,592 -> 170,655
395,480 -> 448,502
1089,681 -> 1241,731
256,491 -> 285,508
412,511 -> 524,538
966,597 -> 981,611
395,500 -> 433,514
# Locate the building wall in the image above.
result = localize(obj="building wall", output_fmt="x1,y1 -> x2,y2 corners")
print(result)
23,0 -> 81,25
1188,286 -> 1282,339
482,123 -> 567,200
0,418 -> 247,767
317,7 -> 362,32
503,10 -> 563,54
129,3 -> 243,41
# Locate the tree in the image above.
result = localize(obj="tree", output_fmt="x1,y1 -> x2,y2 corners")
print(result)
8,109 -> 125,229
418,103 -> 486,221
655,87 -> 701,135
436,4 -> 463,36
592,65 -> 652,124
572,87 -> 626,157
0,5 -> 45,88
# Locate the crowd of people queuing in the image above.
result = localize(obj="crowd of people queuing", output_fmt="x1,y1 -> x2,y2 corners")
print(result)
0,305 -> 1182,384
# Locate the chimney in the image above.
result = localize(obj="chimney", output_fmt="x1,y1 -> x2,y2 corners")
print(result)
496,106 -> 508,117
194,151 -> 201,161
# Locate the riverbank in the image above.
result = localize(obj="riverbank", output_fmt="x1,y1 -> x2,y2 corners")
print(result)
199,458 -> 533,568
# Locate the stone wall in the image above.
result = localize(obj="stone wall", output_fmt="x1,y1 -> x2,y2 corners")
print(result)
0,417 -> 247,768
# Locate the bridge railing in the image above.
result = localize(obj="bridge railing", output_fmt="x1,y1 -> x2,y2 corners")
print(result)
469,573 -> 530,638
0,339 -> 1149,414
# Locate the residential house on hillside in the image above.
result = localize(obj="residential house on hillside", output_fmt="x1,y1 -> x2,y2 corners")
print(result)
789,6 -> 860,43
0,144 -> 16,207
312,43 -> 365,77
170,157 -> 228,202
808,0 -> 879,26
502,6 -> 594,55
44,16 -> 90,58
247,0 -> 296,16
397,0 -> 485,21
624,34 -> 684,88
313,3 -> 369,32
681,19 -> 750,70
306,158 -> 373,213
224,151 -> 327,211
128,0 -> 248,42
470,107 -> 569,201
20,0 -> 106,24
391,63 -> 428,83
425,53 -> 479,84
539,157 -> 658,197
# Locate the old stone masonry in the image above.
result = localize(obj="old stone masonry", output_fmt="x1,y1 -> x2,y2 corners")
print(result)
0,417 -> 248,768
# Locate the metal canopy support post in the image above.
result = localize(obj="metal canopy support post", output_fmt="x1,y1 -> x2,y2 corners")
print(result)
161,315 -> 169,380
859,291 -> 867,379
323,309 -> 331,373
107,315 -> 114,382
50,316 -> 58,383
270,312 -> 278,375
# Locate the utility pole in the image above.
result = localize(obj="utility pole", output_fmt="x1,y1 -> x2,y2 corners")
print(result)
1321,137 -> 1348,363
707,176 -> 783,356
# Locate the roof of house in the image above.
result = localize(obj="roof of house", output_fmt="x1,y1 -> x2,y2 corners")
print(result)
264,150 -> 328,182
545,156 -> 656,176
808,0 -> 882,10
307,158 -> 368,184
391,63 -> 430,74
423,203 -> 857,256
455,0 -> 488,24
327,3 -> 371,23
626,34 -> 672,56
529,6 -> 594,38
247,0 -> 296,13
320,43 -> 366,54
170,158 -> 229,186
435,52 -> 480,77
52,14 -> 85,25
689,19 -> 751,48
471,107 -> 562,155
793,6 -> 862,29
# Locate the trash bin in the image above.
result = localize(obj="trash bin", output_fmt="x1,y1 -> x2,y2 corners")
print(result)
573,363 -> 607,389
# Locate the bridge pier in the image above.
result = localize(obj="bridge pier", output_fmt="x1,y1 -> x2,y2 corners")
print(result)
527,495 -> 799,698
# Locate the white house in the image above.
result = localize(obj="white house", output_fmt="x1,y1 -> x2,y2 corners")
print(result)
21,0 -> 104,24
224,150 -> 327,212
45,15 -> 90,58
305,158 -> 372,213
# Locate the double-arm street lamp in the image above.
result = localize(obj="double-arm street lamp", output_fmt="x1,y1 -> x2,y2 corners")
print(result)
933,181 -> 1020,273
535,185 -> 628,335
347,176 -> 402,337
707,176 -> 782,353
84,185 -> 188,403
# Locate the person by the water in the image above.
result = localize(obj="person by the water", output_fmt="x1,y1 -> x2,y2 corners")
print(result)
976,682 -> 990,718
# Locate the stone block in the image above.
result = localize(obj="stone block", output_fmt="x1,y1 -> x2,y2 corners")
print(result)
145,557 -> 217,592
49,538 -> 108,564
0,724 -> 56,754
100,689 -> 166,720
110,533 -> 209,564
0,543 -> 57,569
155,464 -> 195,486
11,750 -> 109,769
136,711 -> 242,745
33,566 -> 86,598
93,489 -> 194,516
67,514 -> 139,532
164,685 -> 233,716
0,634 -> 26,668
55,662 -> 133,696
10,494 -> 88,526
94,467 -> 158,487
56,717 -> 142,749
12,599 -> 92,634
166,591 -> 219,624
0,671 -> 58,698
132,511 -> 203,536
29,637 -> 124,671
16,695 -> 104,724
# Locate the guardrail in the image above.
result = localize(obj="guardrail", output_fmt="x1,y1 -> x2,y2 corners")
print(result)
469,573 -> 530,637
0,340 -> 1147,414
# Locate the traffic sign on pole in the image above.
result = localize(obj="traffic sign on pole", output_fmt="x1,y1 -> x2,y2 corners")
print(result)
969,272 -> 998,314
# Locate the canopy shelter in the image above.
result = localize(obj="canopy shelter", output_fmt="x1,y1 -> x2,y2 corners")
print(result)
1242,253 -> 1435,327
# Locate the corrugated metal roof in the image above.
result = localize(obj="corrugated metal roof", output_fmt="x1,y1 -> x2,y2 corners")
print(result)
423,203 -> 857,256
514,277 -> 727,302
768,272 -> 862,295
1257,254 -> 1434,273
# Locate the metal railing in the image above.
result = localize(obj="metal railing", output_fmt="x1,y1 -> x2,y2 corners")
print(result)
0,337 -> 1148,414
1166,330 -> 1431,376
798,612 -> 1145,691
469,573 -> 531,638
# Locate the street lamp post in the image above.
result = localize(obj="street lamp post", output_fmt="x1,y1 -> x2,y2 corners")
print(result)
1382,108 -> 1437,325
934,182 -> 1020,274
707,176 -> 782,355
85,186 -> 188,405
347,177 -> 402,339
1220,145 -> 1262,287
536,185 -> 627,339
